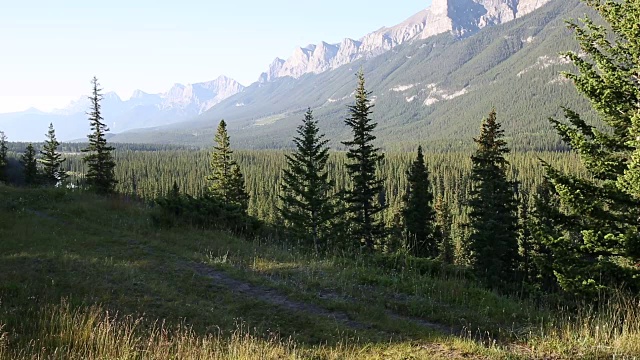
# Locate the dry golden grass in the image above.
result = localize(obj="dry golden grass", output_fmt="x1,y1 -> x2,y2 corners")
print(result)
0,302 -> 502,360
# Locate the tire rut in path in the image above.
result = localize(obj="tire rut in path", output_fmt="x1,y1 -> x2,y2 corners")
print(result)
188,262 -> 458,335
189,262 -> 366,330
24,208 -> 459,336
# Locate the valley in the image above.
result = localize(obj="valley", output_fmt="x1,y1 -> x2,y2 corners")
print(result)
2,0 -> 640,358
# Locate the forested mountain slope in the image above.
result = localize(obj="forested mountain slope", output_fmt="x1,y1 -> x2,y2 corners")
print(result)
112,0 -> 592,151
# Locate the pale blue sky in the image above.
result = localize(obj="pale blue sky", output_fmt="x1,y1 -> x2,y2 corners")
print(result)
0,0 -> 430,113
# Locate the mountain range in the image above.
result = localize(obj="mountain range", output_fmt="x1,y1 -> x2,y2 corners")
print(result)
0,0 -> 592,150
0,76 -> 244,141
259,0 -> 552,81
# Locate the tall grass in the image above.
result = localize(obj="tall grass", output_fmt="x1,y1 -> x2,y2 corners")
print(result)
527,294 -> 640,357
2,185 -> 640,359
3,298 -> 639,360
1,301 -> 305,360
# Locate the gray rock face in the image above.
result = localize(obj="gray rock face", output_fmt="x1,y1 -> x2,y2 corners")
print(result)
161,75 -> 245,113
258,58 -> 286,83
263,0 -> 552,81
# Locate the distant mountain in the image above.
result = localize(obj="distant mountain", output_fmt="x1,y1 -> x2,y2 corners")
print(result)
258,0 -> 552,82
111,0 -> 592,151
0,76 -> 244,141
2,0 -> 590,151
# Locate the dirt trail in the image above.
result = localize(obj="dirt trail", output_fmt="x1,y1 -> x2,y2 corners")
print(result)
189,262 -> 367,329
26,208 -> 459,336
26,209 -> 71,225
188,261 -> 459,335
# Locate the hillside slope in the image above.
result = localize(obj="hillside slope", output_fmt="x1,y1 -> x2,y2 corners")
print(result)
1,185 -> 639,359
112,0 -> 591,150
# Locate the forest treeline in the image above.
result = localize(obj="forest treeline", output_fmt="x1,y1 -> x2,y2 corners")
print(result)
68,149 -> 584,241
2,0 -> 640,301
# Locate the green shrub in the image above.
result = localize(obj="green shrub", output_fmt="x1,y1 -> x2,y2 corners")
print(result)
153,193 -> 265,238
370,252 -> 474,280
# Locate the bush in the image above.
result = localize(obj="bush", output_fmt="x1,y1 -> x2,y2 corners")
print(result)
369,252 -> 474,280
153,192 -> 265,238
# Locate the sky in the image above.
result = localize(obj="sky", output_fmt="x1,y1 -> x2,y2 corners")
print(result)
0,0 -> 430,113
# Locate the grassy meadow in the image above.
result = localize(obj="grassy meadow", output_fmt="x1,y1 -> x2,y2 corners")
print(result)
0,184 -> 638,359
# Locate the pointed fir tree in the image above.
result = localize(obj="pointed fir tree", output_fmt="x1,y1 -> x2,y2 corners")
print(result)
170,180 -> 181,199
229,164 -> 249,212
517,195 -> 534,286
402,146 -> 437,257
21,143 -> 39,186
82,77 -> 117,195
467,109 -> 520,287
342,70 -> 387,250
528,179 -> 563,293
279,108 -> 336,253
207,120 -> 249,211
0,131 -> 7,183
544,0 -> 640,297
39,123 -> 67,186
435,195 -> 454,264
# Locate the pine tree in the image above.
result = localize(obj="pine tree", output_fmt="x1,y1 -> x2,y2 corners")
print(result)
229,164 -> 249,211
402,146 -> 437,257
435,195 -> 454,264
21,143 -> 39,186
207,120 -> 248,210
279,108 -> 336,253
82,77 -> 117,195
517,196 -> 534,285
0,131 -> 7,183
39,123 -> 67,186
545,0 -> 640,296
342,70 -> 387,250
467,109 -> 520,287
170,180 -> 180,199
528,179 -> 563,293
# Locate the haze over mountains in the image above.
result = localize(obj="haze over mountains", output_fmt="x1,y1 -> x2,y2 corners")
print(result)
0,75 -> 245,141
1,0 -> 586,149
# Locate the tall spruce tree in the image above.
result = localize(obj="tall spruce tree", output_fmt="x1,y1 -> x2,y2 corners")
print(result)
40,123 -> 67,186
342,70 -> 387,250
545,0 -> 640,297
229,164 -> 249,211
21,143 -> 38,186
0,131 -> 7,183
82,77 -> 117,195
517,196 -> 535,286
402,146 -> 437,257
467,109 -> 520,286
528,179 -> 563,293
435,196 -> 455,264
279,108 -> 336,253
207,120 -> 248,211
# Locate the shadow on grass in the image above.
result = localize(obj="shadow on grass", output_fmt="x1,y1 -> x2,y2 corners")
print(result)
0,186 -> 520,358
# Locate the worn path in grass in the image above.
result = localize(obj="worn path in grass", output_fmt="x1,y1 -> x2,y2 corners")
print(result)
12,193 -> 512,360
26,206 -> 460,337
189,261 -> 458,335
27,204 -> 460,339
128,233 -> 459,336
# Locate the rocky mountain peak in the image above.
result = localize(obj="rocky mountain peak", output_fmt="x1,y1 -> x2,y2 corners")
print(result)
51,76 -> 244,130
262,0 -> 552,81
130,89 -> 149,99
258,58 -> 286,83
